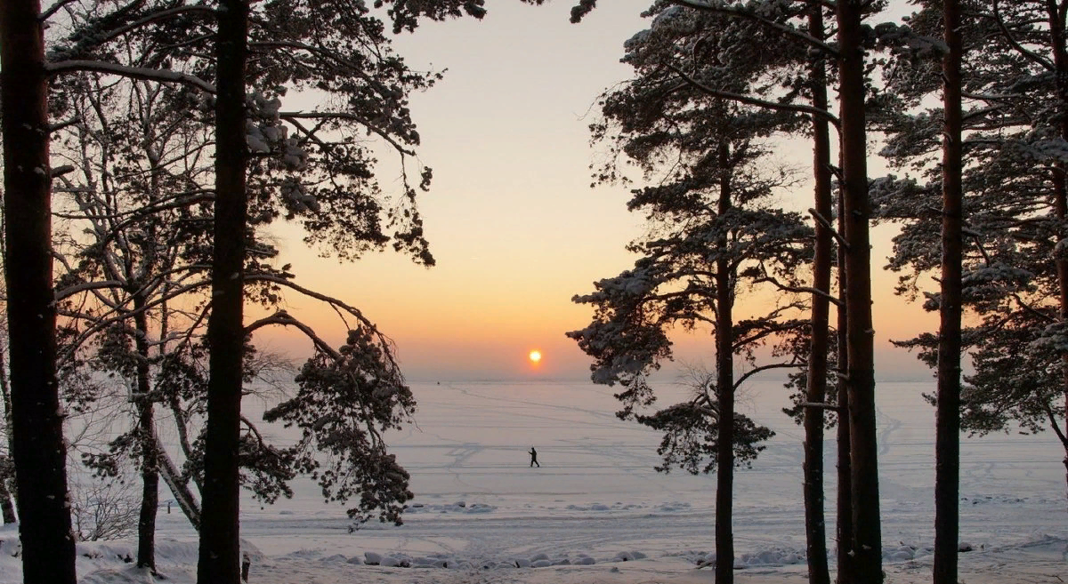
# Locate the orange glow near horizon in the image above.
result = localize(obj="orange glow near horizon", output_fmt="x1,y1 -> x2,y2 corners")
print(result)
246,1 -> 940,383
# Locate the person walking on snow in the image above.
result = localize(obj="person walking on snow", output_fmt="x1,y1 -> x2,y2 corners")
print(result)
529,447 -> 540,467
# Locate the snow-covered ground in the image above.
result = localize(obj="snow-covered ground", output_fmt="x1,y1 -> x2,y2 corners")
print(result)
2,379 -> 1066,583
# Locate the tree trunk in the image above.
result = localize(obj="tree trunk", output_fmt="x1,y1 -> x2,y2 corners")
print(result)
933,0 -> 964,582
1055,159 -> 1068,508
133,296 -> 159,572
714,140 -> 735,584
0,1 -> 78,582
0,350 -> 18,524
196,0 -> 249,582
836,172 -> 854,584
803,5 -> 832,584
157,438 -> 201,531
835,1 -> 882,581
0,473 -> 15,525
1047,0 -> 1068,512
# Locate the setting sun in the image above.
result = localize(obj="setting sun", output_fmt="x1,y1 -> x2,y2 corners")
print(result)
528,350 -> 542,363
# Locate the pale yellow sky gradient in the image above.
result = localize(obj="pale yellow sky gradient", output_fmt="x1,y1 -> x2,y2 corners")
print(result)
254,0 -> 938,381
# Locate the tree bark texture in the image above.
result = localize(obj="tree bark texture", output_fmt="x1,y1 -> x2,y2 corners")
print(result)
714,140 -> 736,584
933,0 -> 964,582
0,0 -> 79,582
197,0 -> 249,582
835,1 -> 882,581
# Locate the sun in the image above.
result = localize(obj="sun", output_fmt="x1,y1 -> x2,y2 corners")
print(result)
528,350 -> 542,363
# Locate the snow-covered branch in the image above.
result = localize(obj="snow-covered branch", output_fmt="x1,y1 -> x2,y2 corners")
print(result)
156,436 -> 201,531
55,279 -> 127,302
39,0 -> 78,21
280,112 -> 417,157
668,0 -> 838,56
808,208 -> 848,249
732,362 -> 801,391
70,5 -> 216,57
797,401 -> 840,411
244,311 -> 339,360
244,274 -> 379,336
667,64 -> 840,127
988,0 -> 1055,71
46,60 -> 216,94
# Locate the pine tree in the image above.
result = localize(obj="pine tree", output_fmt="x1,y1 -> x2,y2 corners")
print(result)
569,11 -> 813,580
878,0 -> 1068,517
933,0 -> 965,582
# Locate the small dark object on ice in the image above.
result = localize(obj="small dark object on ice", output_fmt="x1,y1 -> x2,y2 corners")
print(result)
242,552 -> 251,582
958,543 -> 973,553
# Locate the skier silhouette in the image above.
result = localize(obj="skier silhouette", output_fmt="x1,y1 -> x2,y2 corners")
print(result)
529,446 -> 540,467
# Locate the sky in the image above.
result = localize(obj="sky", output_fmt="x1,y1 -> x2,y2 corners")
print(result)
257,0 -> 937,382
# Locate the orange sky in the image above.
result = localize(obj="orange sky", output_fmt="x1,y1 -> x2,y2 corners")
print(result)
252,0 -> 938,382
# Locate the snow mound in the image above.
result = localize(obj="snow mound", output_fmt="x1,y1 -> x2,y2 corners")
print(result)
736,547 -> 805,567
682,547 -> 804,568
350,548 -> 647,569
656,502 -> 692,512
563,501 -> 643,512
78,565 -> 156,584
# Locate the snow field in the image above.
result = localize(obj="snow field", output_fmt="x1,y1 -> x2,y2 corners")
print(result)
1,379 -> 1066,583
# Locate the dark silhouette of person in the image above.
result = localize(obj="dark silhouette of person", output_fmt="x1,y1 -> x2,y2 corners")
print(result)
529,446 -> 540,467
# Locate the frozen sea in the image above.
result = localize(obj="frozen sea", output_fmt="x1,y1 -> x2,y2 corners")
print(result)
2,378 -> 1066,583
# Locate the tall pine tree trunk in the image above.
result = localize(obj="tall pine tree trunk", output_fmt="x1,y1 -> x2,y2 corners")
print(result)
0,1 -> 78,582
835,1 -> 882,581
133,296 -> 159,572
714,140 -> 736,584
933,0 -> 964,582
835,169 -> 854,584
803,4 -> 832,582
197,0 -> 249,581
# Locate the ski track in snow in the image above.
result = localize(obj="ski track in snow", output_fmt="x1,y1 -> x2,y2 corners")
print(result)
1,379 -> 1065,584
